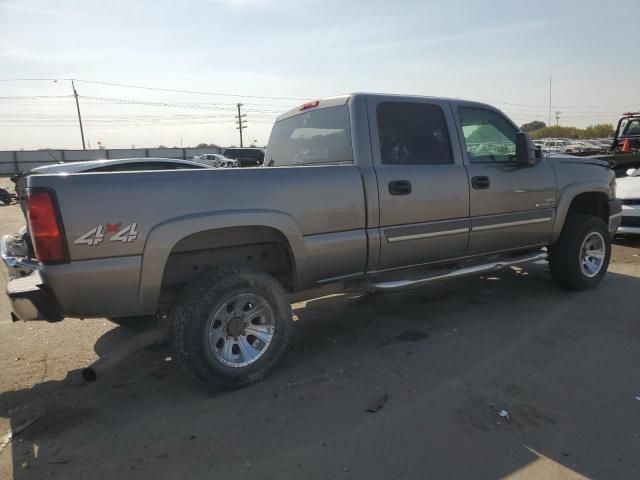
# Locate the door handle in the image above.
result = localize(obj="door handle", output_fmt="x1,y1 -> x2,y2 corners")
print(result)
471,176 -> 490,189
389,180 -> 412,196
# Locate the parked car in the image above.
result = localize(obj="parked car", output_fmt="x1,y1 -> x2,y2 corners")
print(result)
562,141 -> 599,154
596,138 -> 615,150
541,139 -> 571,153
3,93 -> 621,390
222,147 -> 265,167
12,157 -> 211,211
580,140 -> 608,153
193,154 -> 238,168
616,168 -> 640,235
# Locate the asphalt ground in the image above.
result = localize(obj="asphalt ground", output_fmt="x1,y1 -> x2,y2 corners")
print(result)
1,176 -> 639,479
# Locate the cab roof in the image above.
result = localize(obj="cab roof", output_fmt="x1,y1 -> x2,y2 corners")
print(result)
275,93 -> 497,122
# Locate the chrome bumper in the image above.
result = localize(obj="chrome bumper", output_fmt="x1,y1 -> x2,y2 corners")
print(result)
1,231 -> 37,278
608,199 -> 622,234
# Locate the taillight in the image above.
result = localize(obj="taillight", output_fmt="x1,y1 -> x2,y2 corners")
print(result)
27,190 -> 67,263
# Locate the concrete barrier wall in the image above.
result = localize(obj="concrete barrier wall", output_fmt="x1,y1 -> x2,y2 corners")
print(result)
0,147 -> 222,175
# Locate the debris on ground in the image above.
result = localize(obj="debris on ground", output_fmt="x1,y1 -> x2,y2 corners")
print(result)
498,409 -> 510,421
635,396 -> 640,403
365,392 -> 389,413
0,416 -> 39,455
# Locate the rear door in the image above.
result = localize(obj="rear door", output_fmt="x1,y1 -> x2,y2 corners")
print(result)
453,105 -> 557,254
369,97 -> 470,270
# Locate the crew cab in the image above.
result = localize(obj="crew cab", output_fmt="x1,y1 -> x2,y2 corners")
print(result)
3,93 -> 622,389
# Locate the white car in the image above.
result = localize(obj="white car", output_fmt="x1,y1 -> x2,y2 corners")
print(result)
541,139 -> 571,153
193,154 -> 238,168
617,168 -> 640,235
14,158 -> 211,213
31,157 -> 211,174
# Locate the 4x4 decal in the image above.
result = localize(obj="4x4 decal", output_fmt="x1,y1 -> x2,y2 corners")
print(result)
75,223 -> 138,246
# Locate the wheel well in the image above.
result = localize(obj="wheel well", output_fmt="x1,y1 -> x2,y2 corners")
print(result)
566,192 -> 608,223
160,226 -> 295,297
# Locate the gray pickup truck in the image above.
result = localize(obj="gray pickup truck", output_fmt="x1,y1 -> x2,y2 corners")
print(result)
3,93 -> 622,389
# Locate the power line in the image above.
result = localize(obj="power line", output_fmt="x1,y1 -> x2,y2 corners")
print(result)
72,78 -> 309,101
1,77 -> 638,109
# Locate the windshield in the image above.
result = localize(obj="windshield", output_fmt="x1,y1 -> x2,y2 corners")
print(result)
265,105 -> 353,167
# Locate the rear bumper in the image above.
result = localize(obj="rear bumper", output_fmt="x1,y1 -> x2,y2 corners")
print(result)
608,199 -> 623,234
1,231 -> 37,278
6,271 -> 62,322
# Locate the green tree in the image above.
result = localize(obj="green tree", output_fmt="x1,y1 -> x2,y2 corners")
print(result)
521,121 -> 546,132
467,125 -> 508,143
581,124 -> 614,138
528,124 -> 614,140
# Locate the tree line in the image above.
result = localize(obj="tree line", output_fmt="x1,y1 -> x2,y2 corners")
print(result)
520,121 -> 614,139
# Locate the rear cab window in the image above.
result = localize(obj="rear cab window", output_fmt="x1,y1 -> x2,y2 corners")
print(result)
265,105 -> 353,167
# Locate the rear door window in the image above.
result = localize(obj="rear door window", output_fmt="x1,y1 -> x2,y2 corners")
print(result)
376,102 -> 453,164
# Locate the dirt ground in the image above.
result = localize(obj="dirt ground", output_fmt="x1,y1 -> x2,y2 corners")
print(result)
1,176 -> 639,479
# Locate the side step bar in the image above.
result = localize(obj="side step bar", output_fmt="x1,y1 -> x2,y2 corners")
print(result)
368,252 -> 548,291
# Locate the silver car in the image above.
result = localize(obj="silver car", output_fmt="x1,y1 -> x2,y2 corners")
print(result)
193,154 -> 238,168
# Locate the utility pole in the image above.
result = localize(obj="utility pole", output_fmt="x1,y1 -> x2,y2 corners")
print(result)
547,76 -> 552,139
554,111 -> 562,126
72,80 -> 86,150
235,103 -> 247,147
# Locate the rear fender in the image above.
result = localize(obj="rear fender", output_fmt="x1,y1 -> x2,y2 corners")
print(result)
138,210 -> 307,312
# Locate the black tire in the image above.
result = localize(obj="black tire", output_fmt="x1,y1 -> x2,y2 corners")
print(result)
170,266 -> 293,390
0,190 -> 11,205
109,315 -> 159,329
549,214 -> 611,291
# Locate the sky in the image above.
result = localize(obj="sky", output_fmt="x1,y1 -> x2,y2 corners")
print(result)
1,0 -> 639,151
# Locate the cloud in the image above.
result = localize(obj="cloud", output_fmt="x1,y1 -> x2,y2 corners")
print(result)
345,17 -> 564,53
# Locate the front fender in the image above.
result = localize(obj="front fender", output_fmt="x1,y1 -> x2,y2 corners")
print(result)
137,209 -> 308,312
551,182 -> 611,242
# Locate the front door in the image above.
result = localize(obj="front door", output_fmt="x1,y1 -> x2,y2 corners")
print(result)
454,105 -> 557,254
369,97 -> 470,270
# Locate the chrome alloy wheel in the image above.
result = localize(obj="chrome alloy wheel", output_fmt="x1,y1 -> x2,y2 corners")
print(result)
207,293 -> 275,368
579,231 -> 606,278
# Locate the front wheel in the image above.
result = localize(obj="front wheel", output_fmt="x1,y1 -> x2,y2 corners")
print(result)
170,266 -> 293,390
549,214 -> 611,290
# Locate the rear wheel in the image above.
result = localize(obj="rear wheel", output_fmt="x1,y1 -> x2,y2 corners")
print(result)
549,214 -> 611,290
170,266 -> 292,390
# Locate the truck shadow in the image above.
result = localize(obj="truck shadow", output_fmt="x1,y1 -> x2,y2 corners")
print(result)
1,264 -> 640,479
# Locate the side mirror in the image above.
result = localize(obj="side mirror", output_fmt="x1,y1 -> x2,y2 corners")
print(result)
515,132 -> 538,166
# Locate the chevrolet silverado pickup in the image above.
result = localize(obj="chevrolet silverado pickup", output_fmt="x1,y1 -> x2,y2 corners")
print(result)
3,93 -> 622,389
